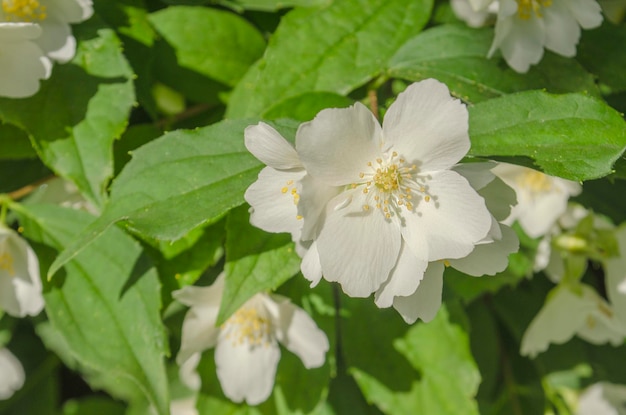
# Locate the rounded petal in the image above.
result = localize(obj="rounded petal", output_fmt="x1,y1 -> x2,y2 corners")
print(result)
245,167 -> 306,235
316,191 -> 401,297
0,227 -> 43,317
543,2 -> 581,57
0,348 -> 24,400
35,18 -> 75,63
266,294 -> 329,368
451,0 -> 496,27
392,261 -> 444,324
244,123 -> 302,170
297,103 -> 382,186
452,162 -> 497,191
374,242 -> 428,308
0,24 -> 50,98
170,396 -> 199,415
214,335 -> 280,405
382,79 -> 470,172
301,241 -> 323,287
45,0 -> 94,22
178,352 -> 202,391
568,0 -> 603,28
298,174 -> 342,241
448,224 -> 519,276
401,170 -> 492,261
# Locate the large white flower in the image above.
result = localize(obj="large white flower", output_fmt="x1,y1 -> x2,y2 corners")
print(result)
480,0 -> 603,73
292,79 -> 492,298
0,347 -> 24,400
0,22 -> 51,98
521,284 -> 626,357
386,162 -> 519,323
0,226 -> 44,317
174,274 -> 329,406
0,0 -> 93,63
492,163 -> 582,238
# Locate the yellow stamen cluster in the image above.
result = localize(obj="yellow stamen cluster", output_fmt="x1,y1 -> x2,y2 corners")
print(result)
280,179 -> 303,219
516,0 -> 552,19
222,306 -> 271,347
0,253 -> 14,276
518,169 -> 554,192
356,151 -> 432,219
2,0 -> 47,22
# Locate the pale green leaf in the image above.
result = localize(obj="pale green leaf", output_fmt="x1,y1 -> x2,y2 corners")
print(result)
468,91 -> 626,181
226,0 -> 434,117
15,204 -> 170,415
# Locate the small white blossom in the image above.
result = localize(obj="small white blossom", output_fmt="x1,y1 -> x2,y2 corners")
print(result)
0,226 -> 44,317
0,0 -> 94,63
493,163 -> 582,238
0,347 -> 24,400
577,382 -> 626,415
175,274 -> 329,406
521,284 -> 626,358
452,0 -> 498,27
0,22 -> 51,98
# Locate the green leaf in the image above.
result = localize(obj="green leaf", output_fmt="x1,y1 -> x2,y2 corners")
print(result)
217,206 -> 301,324
468,90 -> 626,181
0,123 -> 36,159
263,92 -> 354,121
149,6 -> 266,87
62,397 -> 126,415
220,0 -> 327,12
578,22 -> 626,94
226,0 -> 434,117
388,24 -> 599,103
0,19 -> 134,208
48,119 -> 272,278
351,305 -> 481,415
15,204 -> 170,415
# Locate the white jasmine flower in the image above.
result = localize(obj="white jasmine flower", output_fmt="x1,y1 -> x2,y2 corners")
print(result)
0,347 -> 24,400
577,382 -> 626,415
293,79 -> 492,298
385,162 -> 519,324
452,0 -> 498,27
0,226 -> 44,317
175,274 -> 329,406
0,0 -> 94,63
492,163 -> 581,238
0,22 -> 51,98
521,284 -> 626,358
485,0 -> 603,73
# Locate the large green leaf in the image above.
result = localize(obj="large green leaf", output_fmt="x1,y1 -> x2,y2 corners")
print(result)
148,6 -> 265,87
226,0 -> 434,117
468,90 -> 626,181
15,204 -> 169,415
48,118 -> 280,278
351,305 -> 481,415
0,19 -> 135,208
388,25 -> 599,103
217,206 -> 301,324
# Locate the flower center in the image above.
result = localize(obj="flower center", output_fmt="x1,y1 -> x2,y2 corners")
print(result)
221,306 -> 271,347
355,151 -> 433,219
1,0 -> 47,22
0,252 -> 15,276
518,170 -> 553,192
280,179 -> 303,220
516,0 -> 552,19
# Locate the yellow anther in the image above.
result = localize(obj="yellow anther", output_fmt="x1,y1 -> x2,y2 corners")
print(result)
281,187 -> 288,194
296,215 -> 303,220
392,151 -> 398,157
363,188 -> 369,194
2,0 -> 47,21
425,195 -> 431,202
443,260 -> 451,267
516,0 -> 552,19
359,172 -> 365,178
376,158 -> 383,164
363,205 -> 370,211
286,180 -> 293,185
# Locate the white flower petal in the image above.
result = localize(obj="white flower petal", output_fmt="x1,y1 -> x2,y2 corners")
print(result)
298,174 -> 342,241
297,103 -> 382,186
170,396 -> 199,415
35,18 -> 75,63
448,224 -> 519,276
178,352 -> 202,391
245,167 -> 306,236
316,192 -> 401,297
374,242 -> 428,308
382,79 -> 470,172
301,241 -> 323,287
452,0 -> 496,27
244,123 -> 302,170
452,162 -> 497,191
603,224 -> 626,320
45,0 -> 94,23
568,0 -> 604,28
0,348 -> 24,400
0,227 -> 43,317
267,294 -> 329,369
578,382 -> 626,415
543,2 -> 582,57
0,24 -> 50,98
392,261 -> 444,324
214,335 -> 280,405
401,170 -> 491,261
